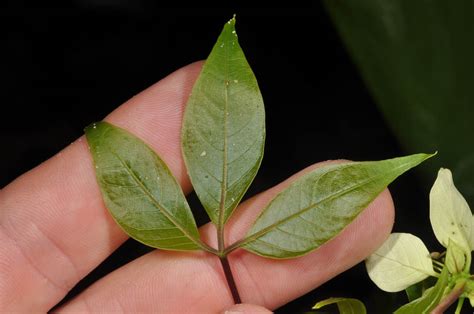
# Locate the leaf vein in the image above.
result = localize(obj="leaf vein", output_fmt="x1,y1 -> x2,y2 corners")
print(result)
112,153 -> 201,249
242,162 -> 411,247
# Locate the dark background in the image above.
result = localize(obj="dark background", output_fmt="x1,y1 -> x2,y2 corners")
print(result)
1,3 -> 439,313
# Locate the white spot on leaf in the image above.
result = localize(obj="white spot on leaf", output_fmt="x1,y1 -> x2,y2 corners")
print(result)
200,151 -> 207,157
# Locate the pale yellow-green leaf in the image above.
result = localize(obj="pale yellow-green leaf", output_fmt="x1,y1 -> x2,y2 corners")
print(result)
445,239 -> 467,274
366,233 -> 435,292
430,168 -> 473,252
313,297 -> 366,314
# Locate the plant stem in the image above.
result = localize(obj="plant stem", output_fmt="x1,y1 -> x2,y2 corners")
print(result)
216,223 -> 241,303
431,281 -> 465,314
219,255 -> 242,304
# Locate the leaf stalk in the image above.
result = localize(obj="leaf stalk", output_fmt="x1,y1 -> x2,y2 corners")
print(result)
219,255 -> 242,304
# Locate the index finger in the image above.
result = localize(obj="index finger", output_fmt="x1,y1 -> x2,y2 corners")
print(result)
0,62 -> 202,311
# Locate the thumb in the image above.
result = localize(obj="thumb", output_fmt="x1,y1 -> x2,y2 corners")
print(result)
222,303 -> 273,314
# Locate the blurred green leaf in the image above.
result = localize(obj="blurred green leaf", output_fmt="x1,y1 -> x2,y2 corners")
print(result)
405,276 -> 437,302
324,0 -> 474,207
405,282 -> 424,303
313,297 -> 366,314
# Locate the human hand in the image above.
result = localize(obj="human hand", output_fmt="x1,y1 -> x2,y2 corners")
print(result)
0,62 -> 394,313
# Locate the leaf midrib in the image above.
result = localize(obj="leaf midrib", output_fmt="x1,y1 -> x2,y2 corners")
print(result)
239,162 -> 411,249
112,152 -> 202,249
371,252 -> 435,277
217,34 -> 231,232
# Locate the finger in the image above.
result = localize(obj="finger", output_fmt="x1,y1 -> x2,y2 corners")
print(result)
0,62 -> 203,311
59,161 -> 394,312
222,303 -> 272,314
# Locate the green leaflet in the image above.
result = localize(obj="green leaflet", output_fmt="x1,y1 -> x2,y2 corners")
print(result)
313,297 -> 366,314
405,282 -> 424,303
366,233 -> 435,292
394,266 -> 449,314
324,0 -> 474,208
237,153 -> 434,258
85,122 -> 203,251
181,16 -> 265,226
405,277 -> 437,302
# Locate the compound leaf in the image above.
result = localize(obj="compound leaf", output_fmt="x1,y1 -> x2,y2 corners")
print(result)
366,233 -> 435,292
313,297 -> 366,314
237,153 -> 433,258
181,16 -> 265,226
86,122 -> 202,251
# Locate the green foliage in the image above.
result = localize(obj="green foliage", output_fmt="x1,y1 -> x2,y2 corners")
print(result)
324,0 -> 474,209
85,16 -> 433,307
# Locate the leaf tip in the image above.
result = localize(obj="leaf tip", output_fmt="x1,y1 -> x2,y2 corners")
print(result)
84,121 -> 108,134
422,151 -> 437,160
224,15 -> 237,33
407,151 -> 437,166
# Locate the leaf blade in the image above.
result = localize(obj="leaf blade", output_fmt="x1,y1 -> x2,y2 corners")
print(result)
313,297 -> 367,314
86,122 -> 202,251
394,266 -> 450,314
430,168 -> 473,252
405,276 -> 437,302
238,153 -> 434,258
181,17 -> 265,225
366,233 -> 435,292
